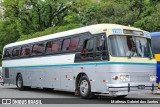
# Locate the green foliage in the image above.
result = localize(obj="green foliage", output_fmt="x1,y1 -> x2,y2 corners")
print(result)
0,20 -> 20,55
134,2 -> 160,31
1,0 -> 73,35
18,23 -> 82,41
0,0 -> 160,65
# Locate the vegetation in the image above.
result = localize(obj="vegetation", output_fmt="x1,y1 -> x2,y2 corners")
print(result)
0,0 -> 160,60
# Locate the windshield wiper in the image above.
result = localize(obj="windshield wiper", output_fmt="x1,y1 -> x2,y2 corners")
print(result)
128,51 -> 134,58
128,47 -> 137,58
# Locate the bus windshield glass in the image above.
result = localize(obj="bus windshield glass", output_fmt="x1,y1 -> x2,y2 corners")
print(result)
151,36 -> 160,54
109,35 -> 153,58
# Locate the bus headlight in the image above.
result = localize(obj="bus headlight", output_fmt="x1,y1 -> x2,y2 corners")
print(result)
120,75 -> 130,81
149,75 -> 156,81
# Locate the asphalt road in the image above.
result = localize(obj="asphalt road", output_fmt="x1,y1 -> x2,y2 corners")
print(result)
0,81 -> 160,107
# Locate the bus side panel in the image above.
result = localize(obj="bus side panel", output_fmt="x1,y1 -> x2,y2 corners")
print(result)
30,68 -> 45,87
9,68 -> 16,85
44,67 -> 60,88
22,68 -> 32,86
80,64 -> 97,92
3,68 -> 26,85
13,68 -> 31,87
94,64 -> 111,93
60,67 -> 74,91
3,68 -> 15,85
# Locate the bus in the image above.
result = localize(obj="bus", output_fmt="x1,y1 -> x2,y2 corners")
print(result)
0,67 -> 2,80
150,32 -> 160,88
2,24 -> 157,98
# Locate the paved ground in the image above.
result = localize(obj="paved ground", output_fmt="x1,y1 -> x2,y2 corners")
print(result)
0,83 -> 160,98
0,81 -> 160,107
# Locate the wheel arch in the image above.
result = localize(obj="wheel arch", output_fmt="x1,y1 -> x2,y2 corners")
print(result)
16,73 -> 22,81
75,72 -> 88,95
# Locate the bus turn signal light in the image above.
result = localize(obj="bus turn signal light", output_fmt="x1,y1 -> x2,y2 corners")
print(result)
112,76 -> 118,80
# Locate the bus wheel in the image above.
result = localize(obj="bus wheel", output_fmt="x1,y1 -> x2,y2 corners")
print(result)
16,74 -> 25,90
79,75 -> 94,99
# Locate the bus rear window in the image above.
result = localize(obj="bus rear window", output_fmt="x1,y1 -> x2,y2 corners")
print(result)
21,46 -> 31,56
32,43 -> 44,55
12,48 -> 20,57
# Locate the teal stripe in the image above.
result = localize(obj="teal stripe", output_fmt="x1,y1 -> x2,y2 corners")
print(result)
4,62 -> 156,68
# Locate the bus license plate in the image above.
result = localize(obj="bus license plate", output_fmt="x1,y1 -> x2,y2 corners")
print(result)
138,85 -> 145,89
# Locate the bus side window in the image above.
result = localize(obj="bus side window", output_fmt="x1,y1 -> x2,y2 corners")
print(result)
3,49 -> 11,59
46,41 -> 59,53
62,37 -> 79,52
21,46 -> 31,57
32,43 -> 45,55
12,47 -> 20,57
62,38 -> 71,51
81,38 -> 94,58
69,37 -> 79,51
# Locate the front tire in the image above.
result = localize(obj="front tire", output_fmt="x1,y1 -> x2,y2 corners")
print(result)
79,75 -> 94,99
16,74 -> 26,90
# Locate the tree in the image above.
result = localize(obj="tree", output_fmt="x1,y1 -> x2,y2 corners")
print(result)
134,1 -> 160,31
1,0 -> 73,35
80,1 -> 135,25
0,20 -> 20,56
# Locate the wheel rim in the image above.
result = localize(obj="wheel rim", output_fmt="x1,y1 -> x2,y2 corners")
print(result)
80,80 -> 89,96
17,76 -> 22,88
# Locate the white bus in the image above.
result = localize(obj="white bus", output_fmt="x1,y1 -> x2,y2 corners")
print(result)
2,24 -> 157,98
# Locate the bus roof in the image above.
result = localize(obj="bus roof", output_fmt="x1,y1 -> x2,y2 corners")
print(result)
150,32 -> 160,36
4,24 -> 143,48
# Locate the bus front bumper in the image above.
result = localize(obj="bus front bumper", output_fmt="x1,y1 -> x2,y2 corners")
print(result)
107,83 -> 158,96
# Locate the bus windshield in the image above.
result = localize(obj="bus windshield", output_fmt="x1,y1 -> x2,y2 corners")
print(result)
109,35 -> 153,58
151,36 -> 160,54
